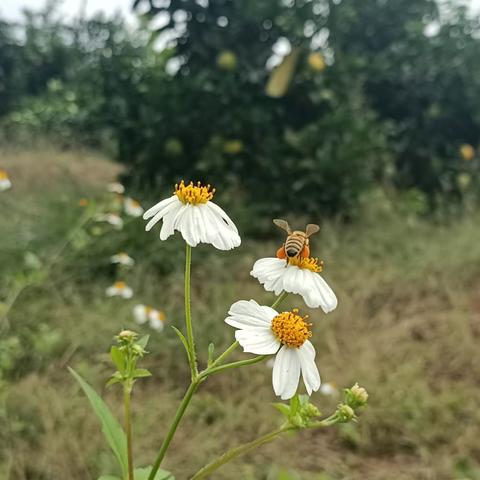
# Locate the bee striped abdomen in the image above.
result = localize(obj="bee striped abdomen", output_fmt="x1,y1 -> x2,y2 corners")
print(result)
285,235 -> 305,257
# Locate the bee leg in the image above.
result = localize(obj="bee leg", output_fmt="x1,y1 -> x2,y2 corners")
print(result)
301,245 -> 310,258
276,245 -> 287,259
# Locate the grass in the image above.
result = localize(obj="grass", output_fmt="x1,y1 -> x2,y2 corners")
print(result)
1,146 -> 480,480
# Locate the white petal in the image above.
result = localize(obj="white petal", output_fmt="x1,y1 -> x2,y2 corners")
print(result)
121,287 -> 133,299
207,201 -> 239,234
133,305 -> 148,324
106,287 -> 116,297
251,258 -> 288,296
143,195 -> 177,220
225,299 -> 277,329
297,341 -> 321,395
272,345 -> 301,400
311,274 -> 338,312
145,197 -> 181,232
149,316 -> 165,332
235,328 -> 280,355
159,203 -> 184,240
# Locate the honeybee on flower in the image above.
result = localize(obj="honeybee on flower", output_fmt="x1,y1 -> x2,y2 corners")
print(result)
143,180 -> 240,250
124,197 -> 144,217
110,252 -> 135,267
0,170 -> 12,192
133,304 -> 166,332
251,220 -> 337,312
106,281 -> 133,299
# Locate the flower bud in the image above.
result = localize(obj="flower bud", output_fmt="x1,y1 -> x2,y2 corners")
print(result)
344,383 -> 369,408
305,403 -> 321,418
117,330 -> 138,343
336,404 -> 356,423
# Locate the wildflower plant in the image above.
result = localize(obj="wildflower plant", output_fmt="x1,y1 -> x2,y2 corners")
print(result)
70,181 -> 368,480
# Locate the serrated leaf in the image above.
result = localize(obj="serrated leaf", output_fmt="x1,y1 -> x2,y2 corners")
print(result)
272,402 -> 291,417
69,368 -> 128,477
110,346 -> 125,374
134,466 -> 175,480
133,368 -> 152,378
137,335 -> 150,350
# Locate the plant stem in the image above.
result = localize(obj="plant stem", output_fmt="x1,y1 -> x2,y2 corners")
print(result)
270,290 -> 289,310
190,427 -> 291,479
200,355 -> 267,379
124,385 -> 134,480
184,243 -> 198,379
191,415 -> 340,479
148,381 -> 199,480
208,340 -> 239,369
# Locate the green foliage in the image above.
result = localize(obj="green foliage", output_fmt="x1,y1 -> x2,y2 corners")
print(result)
69,368 -> 128,478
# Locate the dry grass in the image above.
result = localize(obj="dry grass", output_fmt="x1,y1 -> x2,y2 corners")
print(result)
1,147 -> 480,480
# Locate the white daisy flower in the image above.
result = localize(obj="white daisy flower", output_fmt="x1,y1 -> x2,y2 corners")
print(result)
0,170 -> 12,192
225,299 -> 321,400
110,252 -> 135,266
124,197 -> 144,217
143,180 -> 241,250
107,182 -> 125,194
96,213 -> 124,230
106,281 -> 133,299
133,304 -> 166,332
251,257 -> 337,312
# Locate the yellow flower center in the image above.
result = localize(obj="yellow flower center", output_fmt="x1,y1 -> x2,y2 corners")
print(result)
114,281 -> 127,289
175,180 -> 215,205
145,305 -> 153,314
287,256 -> 324,272
130,199 -> 141,208
0,170 -> 8,180
271,309 -> 312,348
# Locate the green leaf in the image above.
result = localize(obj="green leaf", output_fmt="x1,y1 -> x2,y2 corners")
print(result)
110,346 -> 125,374
272,402 -> 291,417
137,335 -> 150,350
171,326 -> 192,363
133,368 -> 152,378
134,466 -> 175,480
69,367 -> 128,477
98,476 -> 121,480
106,372 -> 123,387
289,395 -> 300,416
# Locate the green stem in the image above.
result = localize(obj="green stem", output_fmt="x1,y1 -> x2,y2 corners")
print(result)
191,415 -> 339,479
208,340 -> 239,369
200,355 -> 267,379
184,243 -> 198,379
124,385 -> 134,480
270,291 -> 289,310
190,427 -> 291,479
148,381 -> 199,480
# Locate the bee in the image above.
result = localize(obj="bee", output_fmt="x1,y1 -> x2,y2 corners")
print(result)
273,219 -> 320,260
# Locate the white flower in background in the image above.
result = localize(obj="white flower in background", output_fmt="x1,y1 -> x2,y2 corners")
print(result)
143,180 -> 241,250
106,281 -> 133,299
133,304 -> 166,332
0,170 -> 12,192
96,213 -> 124,230
319,382 -> 338,397
251,257 -> 337,312
110,252 -> 135,267
225,299 -> 321,400
124,197 -> 144,217
107,182 -> 125,194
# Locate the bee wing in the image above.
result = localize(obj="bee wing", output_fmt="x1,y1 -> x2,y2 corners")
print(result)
273,219 -> 292,234
305,224 -> 320,237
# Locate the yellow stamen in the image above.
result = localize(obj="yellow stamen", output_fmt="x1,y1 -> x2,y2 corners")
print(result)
288,256 -> 323,272
174,180 -> 215,205
0,170 -> 8,180
271,309 -> 312,348
114,281 -> 127,289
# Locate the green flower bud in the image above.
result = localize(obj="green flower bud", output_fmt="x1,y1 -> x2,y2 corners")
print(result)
336,404 -> 356,423
344,383 -> 369,408
305,403 -> 321,418
290,413 -> 305,428
117,330 -> 137,342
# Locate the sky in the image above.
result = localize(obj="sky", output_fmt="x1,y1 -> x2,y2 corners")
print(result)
1,0 -> 480,23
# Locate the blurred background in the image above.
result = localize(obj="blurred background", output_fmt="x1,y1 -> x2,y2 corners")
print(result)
1,0 -> 480,479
